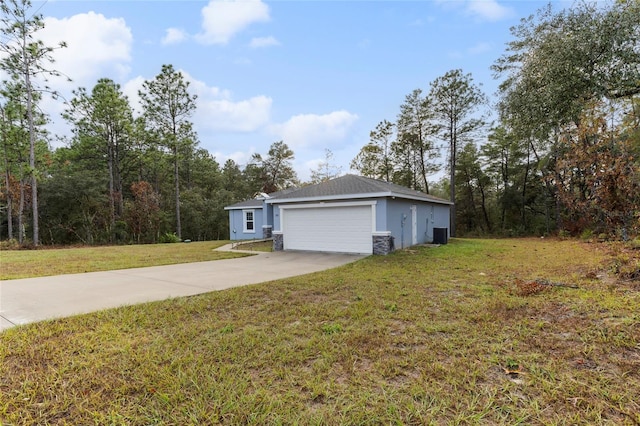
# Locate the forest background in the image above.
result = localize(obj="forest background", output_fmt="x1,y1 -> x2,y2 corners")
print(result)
1,0 -> 638,247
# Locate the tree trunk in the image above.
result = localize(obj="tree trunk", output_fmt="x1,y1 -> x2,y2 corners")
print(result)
5,175 -> 13,240
3,152 -> 13,240
26,73 -> 39,246
521,141 -> 531,229
108,139 -> 115,242
18,178 -> 25,244
465,173 -> 477,230
478,181 -> 492,233
114,132 -> 124,218
417,132 -> 429,194
174,145 -> 181,239
449,123 -> 457,237
1,108 -> 13,239
23,24 -> 38,246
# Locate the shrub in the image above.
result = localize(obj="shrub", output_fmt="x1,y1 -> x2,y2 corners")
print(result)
580,229 -> 594,241
159,232 -> 181,243
0,239 -> 20,250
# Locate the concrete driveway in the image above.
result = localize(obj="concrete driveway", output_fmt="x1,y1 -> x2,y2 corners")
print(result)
0,248 -> 365,332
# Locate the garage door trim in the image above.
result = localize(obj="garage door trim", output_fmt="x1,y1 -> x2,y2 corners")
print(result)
278,201 -> 376,254
277,201 -> 377,232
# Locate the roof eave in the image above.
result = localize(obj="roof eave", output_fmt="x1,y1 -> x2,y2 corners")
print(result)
266,192 -> 388,204
389,192 -> 453,205
267,191 -> 452,205
224,204 -> 263,210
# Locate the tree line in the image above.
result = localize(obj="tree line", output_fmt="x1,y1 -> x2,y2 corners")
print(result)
351,0 -> 639,238
1,0 -> 638,246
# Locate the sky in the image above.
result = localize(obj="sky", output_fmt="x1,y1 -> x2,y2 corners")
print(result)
11,0 -> 573,181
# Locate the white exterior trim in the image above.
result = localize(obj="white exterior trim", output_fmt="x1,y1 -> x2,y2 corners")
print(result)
280,202 -> 375,254
242,209 -> 256,233
224,204 -> 262,211
266,192 -> 452,206
277,201 -> 377,234
277,200 -> 377,209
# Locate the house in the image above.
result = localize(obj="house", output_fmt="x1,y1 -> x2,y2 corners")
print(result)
225,174 -> 452,255
224,188 -> 296,241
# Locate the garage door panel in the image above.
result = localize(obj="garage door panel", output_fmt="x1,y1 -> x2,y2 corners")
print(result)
283,205 -> 372,254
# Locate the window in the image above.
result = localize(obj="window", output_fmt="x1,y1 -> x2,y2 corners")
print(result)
243,210 -> 255,233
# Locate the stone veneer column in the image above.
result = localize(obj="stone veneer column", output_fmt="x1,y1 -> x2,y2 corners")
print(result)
262,225 -> 273,239
273,232 -> 284,251
372,234 -> 394,255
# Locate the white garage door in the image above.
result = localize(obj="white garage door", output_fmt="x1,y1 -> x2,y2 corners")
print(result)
283,205 -> 373,254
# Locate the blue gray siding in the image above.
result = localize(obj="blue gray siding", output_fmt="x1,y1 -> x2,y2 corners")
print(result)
272,205 -> 282,232
228,208 -> 264,240
384,199 -> 450,248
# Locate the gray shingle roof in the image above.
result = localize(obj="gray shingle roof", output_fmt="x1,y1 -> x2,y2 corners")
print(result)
224,198 -> 263,210
268,174 -> 452,204
224,187 -> 300,210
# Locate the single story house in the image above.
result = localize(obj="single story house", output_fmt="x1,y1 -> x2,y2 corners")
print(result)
224,174 -> 452,255
224,188 -> 296,241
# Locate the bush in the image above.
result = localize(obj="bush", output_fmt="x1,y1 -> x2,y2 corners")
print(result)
159,232 -> 181,244
580,229 -> 594,241
0,239 -> 21,250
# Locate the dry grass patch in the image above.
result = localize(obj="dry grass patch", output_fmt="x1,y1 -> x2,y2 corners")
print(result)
1,238 -> 639,424
232,240 -> 273,252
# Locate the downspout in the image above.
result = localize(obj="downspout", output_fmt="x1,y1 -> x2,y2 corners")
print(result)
400,213 -> 407,249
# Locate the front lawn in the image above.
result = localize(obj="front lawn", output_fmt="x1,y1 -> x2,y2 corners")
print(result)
1,238 -> 638,424
0,241 -> 250,280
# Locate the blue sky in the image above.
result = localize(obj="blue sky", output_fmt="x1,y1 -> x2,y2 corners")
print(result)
26,0 -> 570,181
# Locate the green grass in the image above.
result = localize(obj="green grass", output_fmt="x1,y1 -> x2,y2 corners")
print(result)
1,238 -> 639,424
0,241 -> 251,280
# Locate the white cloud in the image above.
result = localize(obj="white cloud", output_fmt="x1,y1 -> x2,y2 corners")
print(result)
16,12 -> 134,147
196,0 -> 270,45
121,70 -> 272,133
121,76 -> 146,114
468,41 -> 492,55
162,27 -> 188,45
435,0 -> 513,21
197,96 -> 272,132
465,0 -> 514,21
304,157 -> 323,172
249,36 -> 280,48
448,42 -> 491,59
212,149 -> 256,167
41,12 -> 133,88
269,111 -> 359,149
184,73 -> 272,132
